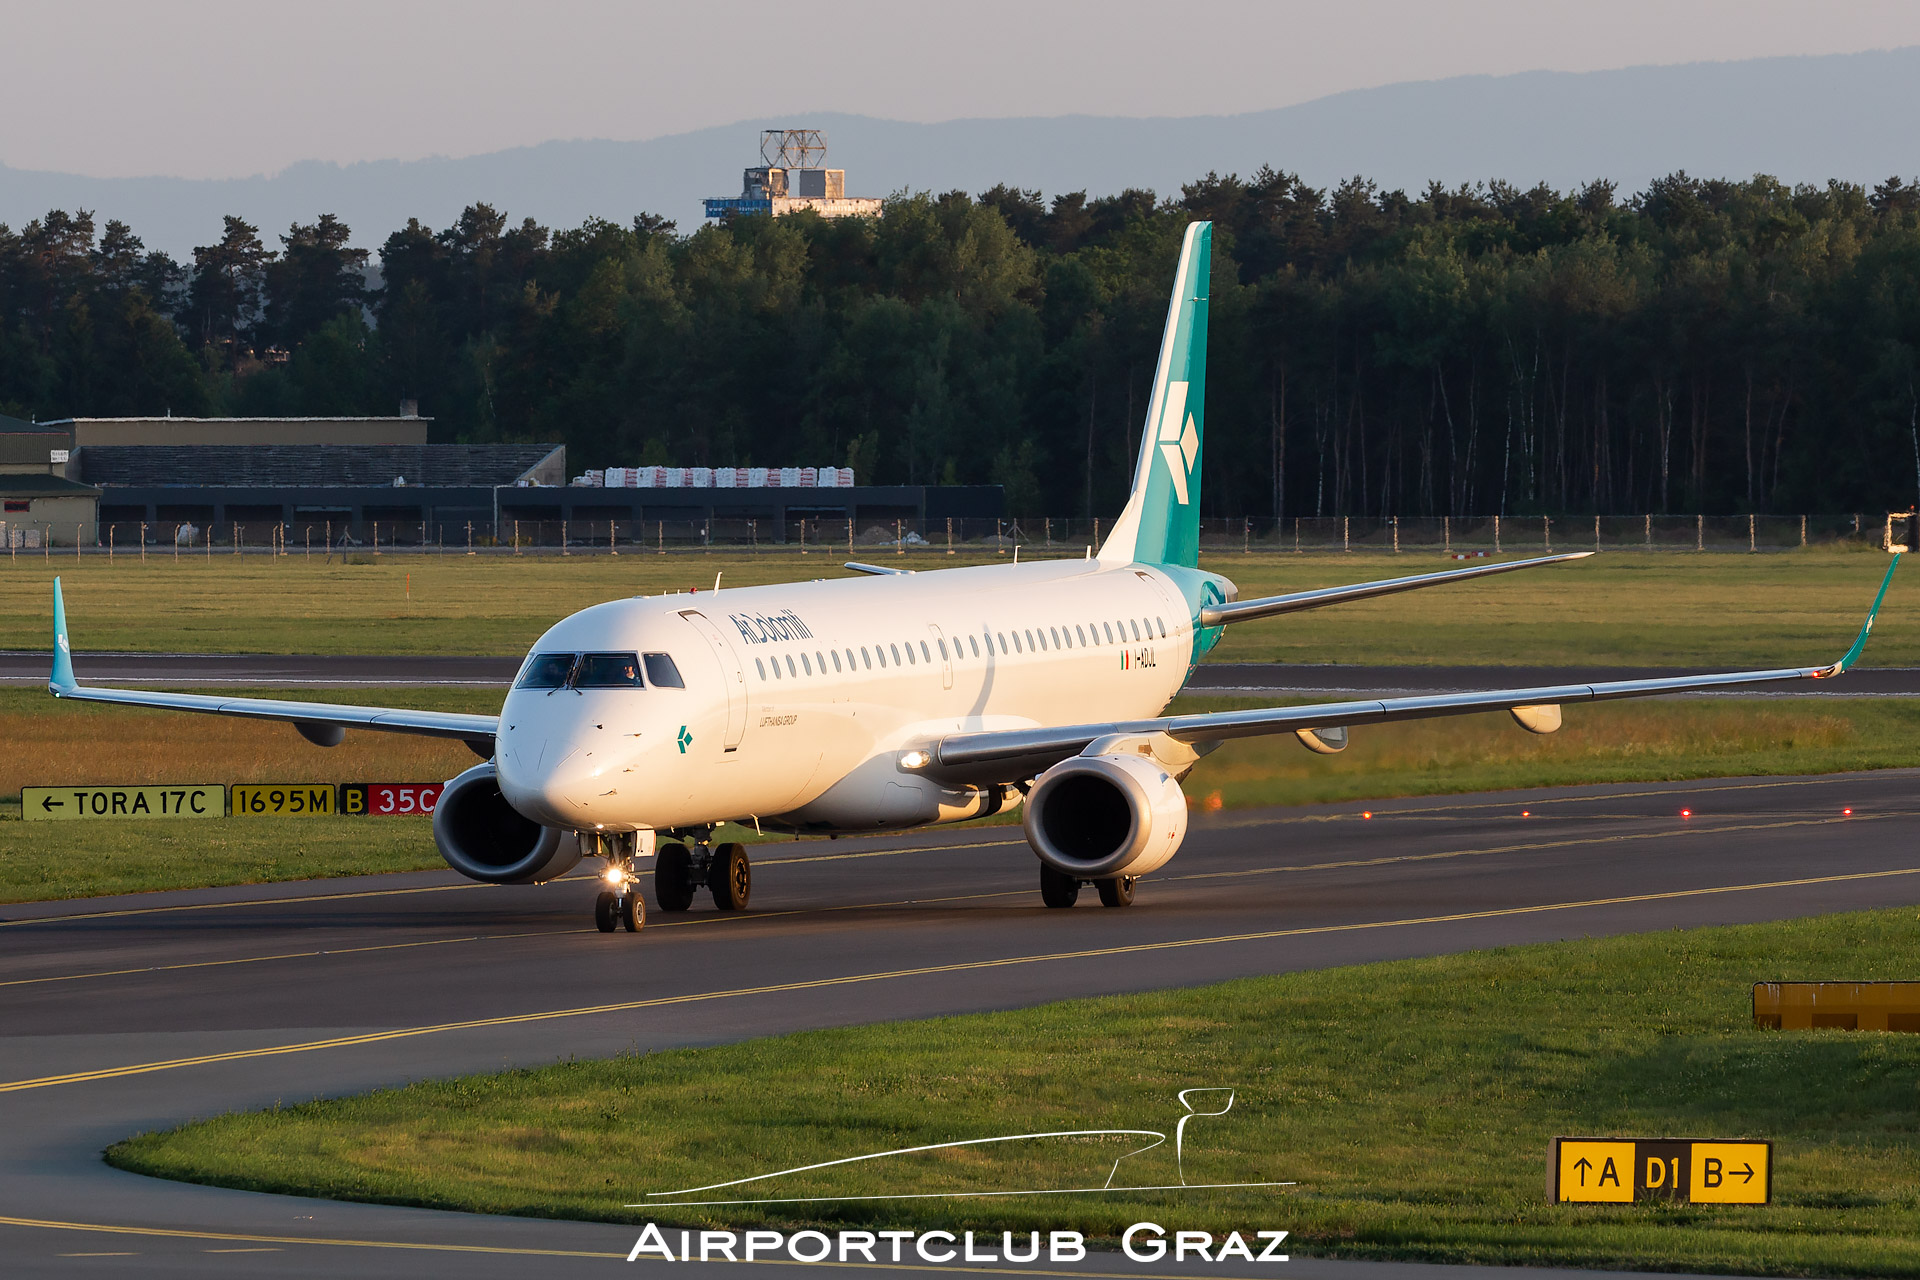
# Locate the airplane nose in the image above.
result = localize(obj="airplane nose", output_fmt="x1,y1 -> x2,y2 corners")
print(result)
496,725 -> 631,828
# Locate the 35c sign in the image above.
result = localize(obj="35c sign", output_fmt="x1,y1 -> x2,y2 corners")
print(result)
340,783 -> 445,816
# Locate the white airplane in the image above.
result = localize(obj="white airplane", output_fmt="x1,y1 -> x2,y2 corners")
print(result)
49,221 -> 1899,934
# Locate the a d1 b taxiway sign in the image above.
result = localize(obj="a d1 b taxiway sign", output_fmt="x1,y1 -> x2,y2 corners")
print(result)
1551,1137 -> 1770,1205
23,785 -> 226,821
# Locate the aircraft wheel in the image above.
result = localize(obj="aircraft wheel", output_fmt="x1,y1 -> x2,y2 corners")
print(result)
594,891 -> 618,932
1039,864 -> 1080,908
620,892 -> 645,932
1096,875 -> 1136,908
708,842 -> 750,911
654,843 -> 695,912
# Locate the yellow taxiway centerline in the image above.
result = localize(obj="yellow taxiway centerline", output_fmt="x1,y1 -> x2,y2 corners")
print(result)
4,864 -> 1915,1094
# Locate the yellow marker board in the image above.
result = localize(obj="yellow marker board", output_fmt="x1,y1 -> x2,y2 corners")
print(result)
230,784 -> 337,817
1554,1140 -> 1634,1203
1552,1137 -> 1770,1205
1689,1141 -> 1770,1204
23,785 -> 225,821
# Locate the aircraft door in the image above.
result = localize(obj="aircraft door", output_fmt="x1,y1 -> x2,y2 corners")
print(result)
678,610 -> 747,750
927,623 -> 953,690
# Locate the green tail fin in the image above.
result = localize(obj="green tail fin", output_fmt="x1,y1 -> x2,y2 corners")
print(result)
1098,220 -> 1210,568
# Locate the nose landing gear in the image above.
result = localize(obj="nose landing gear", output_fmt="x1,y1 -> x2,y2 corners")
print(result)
587,831 -> 647,933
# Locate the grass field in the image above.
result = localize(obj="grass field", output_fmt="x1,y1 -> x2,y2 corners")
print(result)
0,546 -> 1910,666
107,908 -> 1920,1275
4,687 -> 1917,903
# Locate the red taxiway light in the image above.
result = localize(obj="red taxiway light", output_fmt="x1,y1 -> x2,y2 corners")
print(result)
1361,811 -> 1373,820
1680,808 -> 1692,818
1844,807 -> 1853,816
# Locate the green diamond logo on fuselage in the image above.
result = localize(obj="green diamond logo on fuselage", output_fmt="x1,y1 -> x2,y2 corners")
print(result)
676,725 -> 692,753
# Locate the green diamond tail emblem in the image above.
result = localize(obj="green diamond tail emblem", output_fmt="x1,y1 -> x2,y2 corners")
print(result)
676,725 -> 692,753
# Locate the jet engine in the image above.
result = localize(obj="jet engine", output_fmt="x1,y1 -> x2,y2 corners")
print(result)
432,762 -> 582,884
1022,753 -> 1188,880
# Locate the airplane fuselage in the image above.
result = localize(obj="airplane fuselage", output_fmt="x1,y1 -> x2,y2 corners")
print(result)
494,558 -> 1230,835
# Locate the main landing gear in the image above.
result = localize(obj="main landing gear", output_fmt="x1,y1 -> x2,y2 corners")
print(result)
1040,865 -> 1136,909
654,831 -> 751,914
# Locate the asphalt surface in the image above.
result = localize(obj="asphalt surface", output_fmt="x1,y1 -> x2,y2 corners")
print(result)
9,651 -> 1920,696
3,769 -> 1918,1278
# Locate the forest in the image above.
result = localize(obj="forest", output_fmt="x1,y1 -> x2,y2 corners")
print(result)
4,168 -> 1920,519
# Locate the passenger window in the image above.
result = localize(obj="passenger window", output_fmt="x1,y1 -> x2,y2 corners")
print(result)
1130,619 -> 1142,641
1075,624 -> 1087,646
754,658 -> 766,679
997,633 -> 1007,653
877,646 -> 887,668
802,653 -> 812,675
863,647 -> 873,669
1156,617 -> 1166,637
969,635 -> 980,657
921,640 -> 932,663
1009,632 -> 1020,653
786,655 -> 797,677
642,653 -> 685,688
1050,627 -> 1062,648
817,650 -> 826,671
516,653 -> 575,689
574,653 -> 642,687
771,656 -> 782,679
832,650 -> 842,673
1103,622 -> 1114,643
938,637 -> 949,660
905,643 -> 915,665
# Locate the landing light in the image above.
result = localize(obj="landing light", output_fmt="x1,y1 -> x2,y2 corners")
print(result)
602,867 -> 629,887
899,749 -> 933,770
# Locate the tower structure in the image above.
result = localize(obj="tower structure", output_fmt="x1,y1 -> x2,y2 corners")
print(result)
705,129 -> 882,221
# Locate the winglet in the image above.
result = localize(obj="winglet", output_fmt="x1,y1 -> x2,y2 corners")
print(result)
1820,552 -> 1900,677
50,578 -> 75,693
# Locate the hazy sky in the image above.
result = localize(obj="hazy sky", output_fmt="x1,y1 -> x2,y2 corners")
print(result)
9,0 -> 1920,179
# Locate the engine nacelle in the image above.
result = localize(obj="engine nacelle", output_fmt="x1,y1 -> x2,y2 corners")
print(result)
1022,753 -> 1188,880
432,762 -> 582,884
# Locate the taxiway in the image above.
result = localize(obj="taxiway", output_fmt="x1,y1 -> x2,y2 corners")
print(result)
2,769 -> 1916,1277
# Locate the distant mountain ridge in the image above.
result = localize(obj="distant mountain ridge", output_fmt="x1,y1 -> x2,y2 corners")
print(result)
6,46 -> 1920,257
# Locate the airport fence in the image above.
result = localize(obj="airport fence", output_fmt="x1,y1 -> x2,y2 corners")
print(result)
0,512 -> 1903,560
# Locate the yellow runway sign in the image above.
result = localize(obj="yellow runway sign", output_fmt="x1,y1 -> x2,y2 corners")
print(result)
230,784 -> 336,817
1551,1137 -> 1770,1204
23,785 -> 225,821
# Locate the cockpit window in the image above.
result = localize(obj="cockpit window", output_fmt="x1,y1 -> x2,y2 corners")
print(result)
517,653 -> 576,689
643,653 -> 685,688
575,652 -> 643,687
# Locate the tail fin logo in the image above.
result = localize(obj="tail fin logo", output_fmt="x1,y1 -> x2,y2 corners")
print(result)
1155,380 -> 1197,505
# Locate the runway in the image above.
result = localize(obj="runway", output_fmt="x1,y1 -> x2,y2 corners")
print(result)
2,768 -> 1917,1278
8,650 -> 1920,695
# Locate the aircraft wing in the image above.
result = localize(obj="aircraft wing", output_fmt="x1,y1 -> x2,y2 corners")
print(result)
915,555 -> 1901,787
1197,551 -> 1590,627
46,580 -> 498,754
